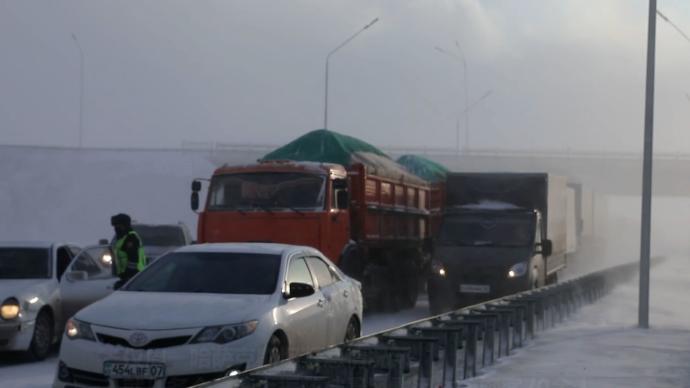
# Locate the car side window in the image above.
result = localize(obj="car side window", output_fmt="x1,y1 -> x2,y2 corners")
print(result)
56,246 -> 72,280
306,257 -> 336,288
68,245 -> 82,257
286,257 -> 314,287
72,252 -> 105,278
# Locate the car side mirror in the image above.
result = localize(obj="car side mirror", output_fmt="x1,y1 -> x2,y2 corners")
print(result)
66,270 -> 88,282
336,190 -> 349,210
284,282 -> 315,299
538,239 -> 553,257
191,192 -> 199,212
191,180 -> 202,192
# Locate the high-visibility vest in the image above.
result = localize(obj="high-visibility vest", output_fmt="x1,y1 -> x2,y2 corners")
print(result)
115,231 -> 146,275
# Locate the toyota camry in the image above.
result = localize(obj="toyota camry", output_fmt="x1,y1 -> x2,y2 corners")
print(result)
53,243 -> 362,388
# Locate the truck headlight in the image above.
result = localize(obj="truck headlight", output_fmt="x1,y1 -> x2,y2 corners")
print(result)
1,298 -> 20,320
191,321 -> 258,344
431,260 -> 447,277
65,318 -> 96,341
507,262 -> 528,278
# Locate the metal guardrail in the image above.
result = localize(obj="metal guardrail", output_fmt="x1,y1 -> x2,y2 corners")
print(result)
197,259 -> 652,388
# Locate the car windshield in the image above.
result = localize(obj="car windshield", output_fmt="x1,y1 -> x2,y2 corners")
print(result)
132,225 -> 186,246
0,248 -> 50,279
208,172 -> 326,211
124,252 -> 281,294
438,213 -> 535,247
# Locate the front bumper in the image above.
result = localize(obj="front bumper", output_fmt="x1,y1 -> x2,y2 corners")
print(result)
53,324 -> 263,388
0,319 -> 35,351
429,264 -> 531,308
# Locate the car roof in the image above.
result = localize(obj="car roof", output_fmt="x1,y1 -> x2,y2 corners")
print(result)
174,243 -> 314,256
0,241 -> 63,249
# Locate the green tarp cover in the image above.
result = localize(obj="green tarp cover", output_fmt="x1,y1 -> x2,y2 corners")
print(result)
396,154 -> 449,182
262,129 -> 427,184
262,129 -> 387,166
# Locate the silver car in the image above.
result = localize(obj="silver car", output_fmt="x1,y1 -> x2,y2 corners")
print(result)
0,242 -> 117,359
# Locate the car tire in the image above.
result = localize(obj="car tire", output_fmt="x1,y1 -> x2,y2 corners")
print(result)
344,317 -> 360,342
263,335 -> 284,365
29,311 -> 53,360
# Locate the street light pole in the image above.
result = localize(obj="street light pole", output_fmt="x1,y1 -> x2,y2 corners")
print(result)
323,17 -> 379,130
435,45 -> 470,154
72,33 -> 84,148
639,0 -> 657,329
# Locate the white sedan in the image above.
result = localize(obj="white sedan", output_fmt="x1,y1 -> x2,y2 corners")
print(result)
1,242 -> 119,360
54,243 -> 363,388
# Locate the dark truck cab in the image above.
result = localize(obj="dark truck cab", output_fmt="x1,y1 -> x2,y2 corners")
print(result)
428,173 -> 568,314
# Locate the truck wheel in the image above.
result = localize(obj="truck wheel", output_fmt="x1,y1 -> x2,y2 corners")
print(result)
427,278 -> 454,315
546,272 -> 559,285
29,311 -> 53,360
398,258 -> 419,309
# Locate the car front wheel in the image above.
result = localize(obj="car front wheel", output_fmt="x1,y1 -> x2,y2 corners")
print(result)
344,317 -> 360,342
263,335 -> 284,365
29,311 -> 53,360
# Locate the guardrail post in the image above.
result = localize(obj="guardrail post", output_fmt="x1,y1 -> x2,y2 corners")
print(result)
378,334 -> 437,388
341,345 -> 410,388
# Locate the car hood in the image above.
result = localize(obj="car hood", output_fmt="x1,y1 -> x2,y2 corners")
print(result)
0,279 -> 54,303
143,246 -> 177,259
76,291 -> 273,330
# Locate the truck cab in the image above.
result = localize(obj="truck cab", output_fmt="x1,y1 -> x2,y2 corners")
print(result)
429,206 -> 554,313
191,161 -> 350,264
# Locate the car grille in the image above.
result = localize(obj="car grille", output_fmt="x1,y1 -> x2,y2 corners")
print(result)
68,368 -> 109,387
97,333 -> 191,349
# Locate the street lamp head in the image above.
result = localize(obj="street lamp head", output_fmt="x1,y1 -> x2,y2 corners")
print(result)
365,18 -> 379,29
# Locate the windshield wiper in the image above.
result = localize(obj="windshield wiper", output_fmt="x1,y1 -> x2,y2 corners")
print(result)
472,240 -> 495,246
285,206 -> 305,216
251,203 -> 273,214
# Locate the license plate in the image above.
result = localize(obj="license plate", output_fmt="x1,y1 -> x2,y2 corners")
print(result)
460,284 -> 491,294
103,361 -> 166,379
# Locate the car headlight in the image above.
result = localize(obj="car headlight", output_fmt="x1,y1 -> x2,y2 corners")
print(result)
65,318 -> 96,341
507,262 -> 529,278
191,321 -> 258,344
101,253 -> 113,266
1,298 -> 20,320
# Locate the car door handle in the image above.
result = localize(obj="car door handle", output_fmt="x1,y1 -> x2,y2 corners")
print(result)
317,299 -> 325,308
343,290 -> 349,298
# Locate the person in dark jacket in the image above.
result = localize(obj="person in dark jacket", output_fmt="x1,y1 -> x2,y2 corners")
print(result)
111,213 -> 146,288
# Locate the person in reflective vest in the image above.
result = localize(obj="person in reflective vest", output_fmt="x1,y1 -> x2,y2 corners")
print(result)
111,213 -> 146,285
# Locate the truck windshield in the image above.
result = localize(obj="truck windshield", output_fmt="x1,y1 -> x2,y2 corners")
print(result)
438,214 -> 535,247
0,248 -> 50,279
208,172 -> 326,211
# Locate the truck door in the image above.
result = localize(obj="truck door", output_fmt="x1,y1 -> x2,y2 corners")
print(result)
324,178 -> 350,263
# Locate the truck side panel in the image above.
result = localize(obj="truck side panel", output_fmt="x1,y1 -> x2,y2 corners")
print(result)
348,164 -> 430,246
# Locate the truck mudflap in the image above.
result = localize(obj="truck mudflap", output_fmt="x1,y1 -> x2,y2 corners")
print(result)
546,253 -> 567,277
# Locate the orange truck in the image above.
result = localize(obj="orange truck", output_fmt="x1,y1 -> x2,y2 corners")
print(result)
190,130 -> 435,310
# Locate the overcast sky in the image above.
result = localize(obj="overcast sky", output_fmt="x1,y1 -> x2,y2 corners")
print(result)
1,1 -> 689,152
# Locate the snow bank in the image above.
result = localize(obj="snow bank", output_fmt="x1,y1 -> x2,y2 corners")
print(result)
465,256 -> 690,387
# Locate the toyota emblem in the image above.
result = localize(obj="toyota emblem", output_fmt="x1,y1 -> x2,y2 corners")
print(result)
128,332 -> 149,348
